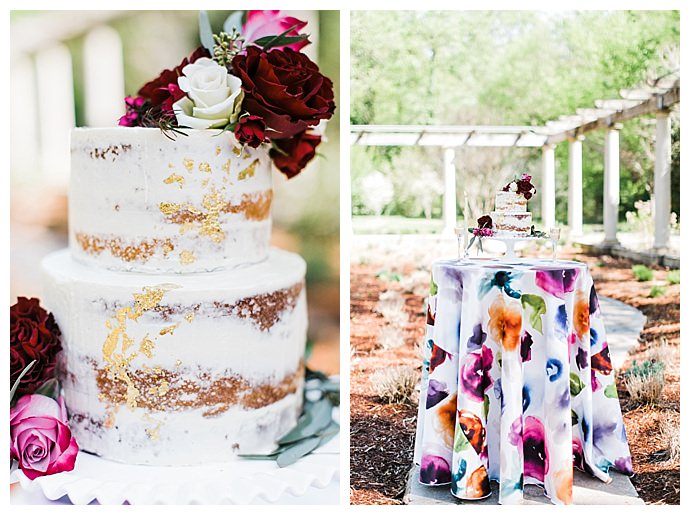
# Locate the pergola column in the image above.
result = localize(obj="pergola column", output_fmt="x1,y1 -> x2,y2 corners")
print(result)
654,111 -> 672,249
541,144 -> 556,229
603,125 -> 621,245
442,147 -> 457,236
568,136 -> 584,236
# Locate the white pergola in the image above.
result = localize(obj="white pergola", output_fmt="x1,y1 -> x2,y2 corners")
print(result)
351,75 -> 679,250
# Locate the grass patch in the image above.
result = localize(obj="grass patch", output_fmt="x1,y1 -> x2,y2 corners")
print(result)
371,366 -> 418,404
667,269 -> 680,285
624,360 -> 665,405
632,264 -> 654,282
649,285 -> 666,298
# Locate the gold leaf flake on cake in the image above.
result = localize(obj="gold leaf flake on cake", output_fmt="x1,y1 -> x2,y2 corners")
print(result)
198,162 -> 212,173
175,359 -> 182,368
168,163 -> 175,169
163,173 -> 185,188
180,250 -> 196,265
183,158 -> 194,172
201,178 -> 210,188
216,146 -> 222,156
159,202 -> 181,216
238,159 -> 259,181
162,242 -> 174,255
139,335 -> 156,358
184,312 -> 195,323
232,146 -> 242,157
159,323 -> 180,336
157,381 -> 170,397
222,159 -> 232,174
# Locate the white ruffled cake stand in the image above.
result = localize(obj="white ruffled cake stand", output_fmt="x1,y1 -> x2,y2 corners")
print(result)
10,434 -> 339,505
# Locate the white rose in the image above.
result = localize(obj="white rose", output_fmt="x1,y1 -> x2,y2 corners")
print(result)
509,182 -> 518,193
173,58 -> 244,129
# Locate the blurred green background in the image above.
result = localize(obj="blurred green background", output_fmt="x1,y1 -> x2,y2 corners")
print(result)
10,10 -> 340,373
350,11 -> 679,233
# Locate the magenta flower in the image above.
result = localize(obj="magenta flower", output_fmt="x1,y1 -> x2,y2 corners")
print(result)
472,227 -> 494,237
535,268 -> 580,299
10,395 -> 79,480
523,416 -> 548,482
242,10 -> 310,52
459,347 -> 493,402
420,454 -> 451,485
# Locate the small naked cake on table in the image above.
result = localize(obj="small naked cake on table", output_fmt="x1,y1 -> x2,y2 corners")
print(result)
41,10 -> 335,466
475,174 -> 536,238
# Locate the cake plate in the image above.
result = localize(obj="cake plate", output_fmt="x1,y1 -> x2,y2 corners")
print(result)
10,431 -> 339,505
487,236 -> 547,258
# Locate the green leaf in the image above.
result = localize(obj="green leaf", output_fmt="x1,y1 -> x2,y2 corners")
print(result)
253,24 -> 310,51
198,11 -> 215,54
278,398 -> 332,444
223,11 -> 244,34
483,394 -> 490,419
604,383 -> 619,398
10,360 -> 36,402
570,372 -> 585,397
453,422 -> 471,452
521,294 -> 546,334
34,378 -> 60,399
276,436 -> 321,467
429,277 -> 438,296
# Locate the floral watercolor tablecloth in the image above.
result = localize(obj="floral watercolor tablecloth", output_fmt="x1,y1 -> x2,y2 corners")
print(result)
413,258 -> 633,505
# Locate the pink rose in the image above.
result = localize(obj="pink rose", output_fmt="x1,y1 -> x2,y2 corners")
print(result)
242,10 -> 310,52
10,395 -> 78,480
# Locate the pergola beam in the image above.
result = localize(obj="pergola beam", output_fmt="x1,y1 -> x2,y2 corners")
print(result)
547,85 -> 679,144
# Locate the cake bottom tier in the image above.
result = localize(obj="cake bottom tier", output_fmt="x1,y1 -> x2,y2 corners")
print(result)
41,248 -> 308,466
490,210 -> 532,235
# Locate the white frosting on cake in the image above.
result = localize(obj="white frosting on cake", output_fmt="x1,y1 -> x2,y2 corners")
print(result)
494,191 -> 527,213
69,128 -> 272,274
42,248 -> 307,465
492,190 -> 532,237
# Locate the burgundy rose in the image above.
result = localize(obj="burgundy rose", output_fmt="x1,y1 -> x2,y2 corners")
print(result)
234,115 -> 267,148
270,130 -> 322,178
477,215 -> 493,229
10,297 -> 62,398
232,46 -> 335,138
10,395 -> 78,479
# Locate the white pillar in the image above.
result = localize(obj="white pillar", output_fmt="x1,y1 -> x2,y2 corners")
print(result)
35,44 -> 75,187
603,126 -> 621,245
83,26 -> 125,127
654,112 -> 672,249
442,147 -> 457,236
10,56 -> 40,182
568,136 -> 584,237
541,144 -> 556,229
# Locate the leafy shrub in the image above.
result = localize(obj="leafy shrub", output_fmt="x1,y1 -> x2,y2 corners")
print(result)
649,285 -> 666,298
667,269 -> 680,285
632,264 -> 654,281
371,366 -> 417,404
624,359 -> 665,405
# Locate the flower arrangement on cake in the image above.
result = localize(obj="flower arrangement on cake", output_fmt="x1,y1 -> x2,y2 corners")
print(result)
10,298 -> 78,480
119,10 -> 335,178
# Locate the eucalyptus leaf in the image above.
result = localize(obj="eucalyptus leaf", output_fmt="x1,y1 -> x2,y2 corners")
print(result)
276,436 -> 321,468
10,360 -> 36,402
198,11 -> 215,54
223,11 -> 244,35
34,378 -> 60,399
278,398 -> 332,444
253,24 -> 310,51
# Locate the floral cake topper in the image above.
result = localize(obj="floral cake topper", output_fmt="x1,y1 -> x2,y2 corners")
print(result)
119,10 -> 336,179
502,173 -> 536,200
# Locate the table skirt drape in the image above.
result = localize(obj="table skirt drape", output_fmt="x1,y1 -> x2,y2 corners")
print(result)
413,259 -> 633,505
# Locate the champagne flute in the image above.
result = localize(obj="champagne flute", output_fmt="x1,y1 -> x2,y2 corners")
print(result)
549,227 -> 561,261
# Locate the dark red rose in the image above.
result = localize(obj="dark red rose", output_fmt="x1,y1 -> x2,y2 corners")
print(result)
10,298 -> 62,398
232,46 -> 335,138
137,46 -> 209,113
234,115 -> 267,148
477,215 -> 493,229
269,131 -> 322,178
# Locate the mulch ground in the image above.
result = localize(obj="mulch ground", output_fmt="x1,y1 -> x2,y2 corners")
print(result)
349,246 -> 680,505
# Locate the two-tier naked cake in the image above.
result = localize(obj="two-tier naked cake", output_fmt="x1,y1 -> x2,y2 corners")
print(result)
41,129 -> 308,465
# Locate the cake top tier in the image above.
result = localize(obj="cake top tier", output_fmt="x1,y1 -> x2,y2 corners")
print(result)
69,128 -> 273,274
